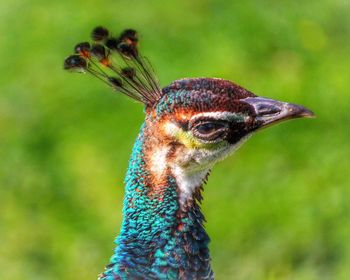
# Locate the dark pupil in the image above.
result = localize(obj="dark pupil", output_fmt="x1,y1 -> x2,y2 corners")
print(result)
197,123 -> 221,134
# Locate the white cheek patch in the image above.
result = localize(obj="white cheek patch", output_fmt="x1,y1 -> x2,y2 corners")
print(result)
160,114 -> 252,207
163,121 -> 181,137
149,146 -> 170,180
171,134 -> 252,207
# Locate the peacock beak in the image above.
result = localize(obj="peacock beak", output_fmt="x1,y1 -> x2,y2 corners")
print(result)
242,97 -> 315,130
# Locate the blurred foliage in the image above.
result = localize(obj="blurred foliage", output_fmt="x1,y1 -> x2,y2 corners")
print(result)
1,0 -> 350,279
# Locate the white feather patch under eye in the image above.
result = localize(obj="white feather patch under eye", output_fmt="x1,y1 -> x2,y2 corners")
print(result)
149,146 -> 170,180
163,121 -> 180,136
170,134 -> 252,207
160,113 -> 253,207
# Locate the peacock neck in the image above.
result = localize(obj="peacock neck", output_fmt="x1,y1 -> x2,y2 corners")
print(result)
101,122 -> 213,280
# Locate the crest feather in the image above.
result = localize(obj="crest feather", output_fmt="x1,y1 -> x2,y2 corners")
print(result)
63,26 -> 162,106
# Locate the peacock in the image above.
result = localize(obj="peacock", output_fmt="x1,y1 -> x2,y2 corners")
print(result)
63,26 -> 314,280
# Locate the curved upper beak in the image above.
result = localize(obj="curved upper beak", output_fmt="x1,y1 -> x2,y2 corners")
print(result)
242,97 -> 315,129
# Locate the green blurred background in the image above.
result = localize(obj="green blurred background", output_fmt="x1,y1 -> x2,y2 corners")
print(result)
1,0 -> 350,279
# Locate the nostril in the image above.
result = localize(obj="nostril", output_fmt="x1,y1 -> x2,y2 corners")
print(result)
256,103 -> 280,115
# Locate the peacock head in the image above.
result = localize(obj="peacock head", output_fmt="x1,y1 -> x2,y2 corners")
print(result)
64,27 -> 314,205
145,78 -> 313,176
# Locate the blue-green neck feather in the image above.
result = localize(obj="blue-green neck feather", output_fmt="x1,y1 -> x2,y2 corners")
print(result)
100,123 -> 213,280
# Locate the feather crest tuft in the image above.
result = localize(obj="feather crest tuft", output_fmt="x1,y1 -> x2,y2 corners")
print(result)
63,26 -> 162,106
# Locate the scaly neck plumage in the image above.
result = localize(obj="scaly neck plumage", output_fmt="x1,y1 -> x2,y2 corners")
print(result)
100,123 -> 213,280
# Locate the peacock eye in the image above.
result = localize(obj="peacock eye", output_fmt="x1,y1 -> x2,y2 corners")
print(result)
192,121 -> 229,142
196,123 -> 221,134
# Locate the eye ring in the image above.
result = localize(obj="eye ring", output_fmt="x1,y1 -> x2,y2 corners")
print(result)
191,121 -> 229,142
